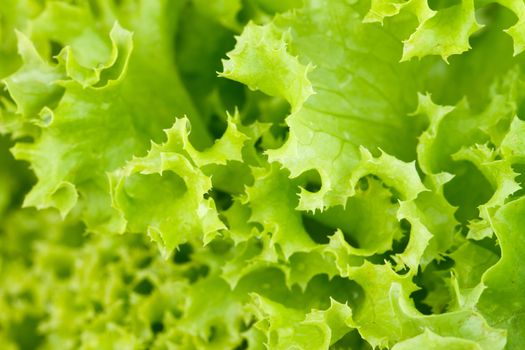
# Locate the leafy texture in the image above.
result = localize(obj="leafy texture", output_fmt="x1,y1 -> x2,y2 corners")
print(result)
365,0 -> 525,59
478,197 -> 525,350
1,0 -> 525,349
223,2 -> 424,211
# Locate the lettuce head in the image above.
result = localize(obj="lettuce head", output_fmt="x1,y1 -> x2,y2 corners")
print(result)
1,0 -> 524,349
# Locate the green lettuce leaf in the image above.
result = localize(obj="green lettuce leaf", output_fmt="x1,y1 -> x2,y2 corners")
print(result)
2,0 -> 525,349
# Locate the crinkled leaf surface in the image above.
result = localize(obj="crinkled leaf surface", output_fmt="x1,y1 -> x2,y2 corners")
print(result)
1,0 -> 525,349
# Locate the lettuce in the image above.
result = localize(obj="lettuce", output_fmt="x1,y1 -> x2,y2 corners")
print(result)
1,0 -> 524,349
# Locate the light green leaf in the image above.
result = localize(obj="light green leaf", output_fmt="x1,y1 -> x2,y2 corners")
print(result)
453,144 -> 520,239
391,329 -> 482,350
224,0 -> 424,210
244,164 -> 315,258
109,117 -> 248,256
365,0 -> 435,24
305,177 -> 403,256
402,0 -> 482,62
3,31 -> 64,119
478,197 -> 525,350
249,294 -> 353,349
8,1 -> 212,232
501,116 -> 525,163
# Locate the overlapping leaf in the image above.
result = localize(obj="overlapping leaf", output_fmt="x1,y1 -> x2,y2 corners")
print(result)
1,0 -> 525,349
